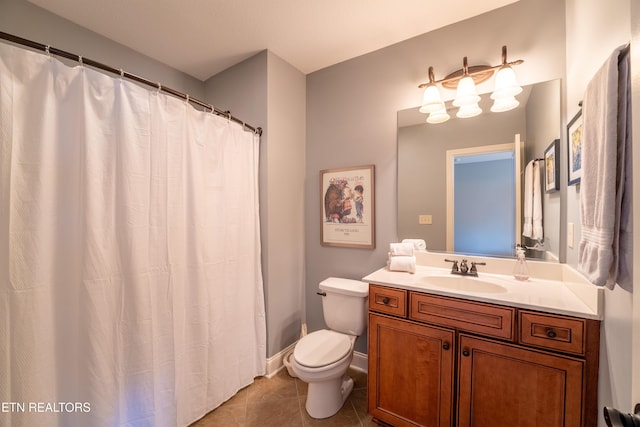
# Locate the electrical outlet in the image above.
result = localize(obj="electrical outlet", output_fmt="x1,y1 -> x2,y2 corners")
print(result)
418,214 -> 432,225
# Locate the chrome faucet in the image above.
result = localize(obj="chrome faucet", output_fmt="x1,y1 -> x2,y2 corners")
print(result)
445,258 -> 486,277
459,259 -> 469,274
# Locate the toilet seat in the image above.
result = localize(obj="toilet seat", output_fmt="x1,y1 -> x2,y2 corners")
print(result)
294,329 -> 352,368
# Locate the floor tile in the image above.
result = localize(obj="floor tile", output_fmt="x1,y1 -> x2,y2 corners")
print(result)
246,397 -> 303,427
247,370 -> 299,403
349,388 -> 368,421
191,403 -> 246,427
190,367 -> 369,427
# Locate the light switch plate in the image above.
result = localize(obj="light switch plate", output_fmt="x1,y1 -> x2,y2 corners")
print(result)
419,214 -> 432,225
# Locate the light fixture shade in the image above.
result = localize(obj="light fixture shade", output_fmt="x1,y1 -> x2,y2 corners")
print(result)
427,106 -> 450,124
456,103 -> 482,118
419,84 -> 445,114
491,96 -> 520,112
491,65 -> 523,99
453,76 -> 481,107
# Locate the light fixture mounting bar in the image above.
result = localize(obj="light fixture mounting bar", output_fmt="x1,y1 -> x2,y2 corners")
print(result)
418,46 -> 523,89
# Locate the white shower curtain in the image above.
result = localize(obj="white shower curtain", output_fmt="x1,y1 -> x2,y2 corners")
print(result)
0,42 -> 266,427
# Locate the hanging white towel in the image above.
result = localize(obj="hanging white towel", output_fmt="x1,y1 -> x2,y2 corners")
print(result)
522,160 -> 543,240
578,44 -> 632,291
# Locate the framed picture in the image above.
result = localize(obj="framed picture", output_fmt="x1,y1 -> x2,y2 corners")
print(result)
567,109 -> 583,186
320,165 -> 375,248
544,139 -> 560,193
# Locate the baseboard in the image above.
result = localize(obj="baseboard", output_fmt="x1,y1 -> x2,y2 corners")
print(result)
265,342 -> 296,378
351,350 -> 368,373
265,344 -> 368,378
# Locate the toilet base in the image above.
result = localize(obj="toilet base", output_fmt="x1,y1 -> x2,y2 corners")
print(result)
305,374 -> 354,419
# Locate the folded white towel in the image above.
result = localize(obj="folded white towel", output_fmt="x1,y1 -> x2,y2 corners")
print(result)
389,242 -> 414,257
387,255 -> 416,274
402,238 -> 427,251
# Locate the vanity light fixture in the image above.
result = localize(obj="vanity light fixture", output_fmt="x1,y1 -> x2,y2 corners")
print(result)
418,46 -> 524,123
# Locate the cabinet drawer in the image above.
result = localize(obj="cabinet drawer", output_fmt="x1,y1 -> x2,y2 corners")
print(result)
519,311 -> 586,356
369,285 -> 407,317
410,293 -> 515,341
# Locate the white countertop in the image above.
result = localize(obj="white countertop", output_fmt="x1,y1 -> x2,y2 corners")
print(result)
363,264 -> 603,320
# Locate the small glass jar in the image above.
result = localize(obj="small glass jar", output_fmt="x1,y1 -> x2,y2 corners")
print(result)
513,246 -> 530,281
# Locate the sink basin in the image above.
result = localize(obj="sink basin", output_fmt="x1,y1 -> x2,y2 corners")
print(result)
420,275 -> 508,294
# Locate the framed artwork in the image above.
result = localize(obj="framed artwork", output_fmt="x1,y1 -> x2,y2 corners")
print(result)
320,165 -> 375,248
544,139 -> 560,193
567,109 -> 583,186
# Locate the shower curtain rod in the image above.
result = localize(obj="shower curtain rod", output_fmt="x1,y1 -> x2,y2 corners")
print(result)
0,31 -> 263,136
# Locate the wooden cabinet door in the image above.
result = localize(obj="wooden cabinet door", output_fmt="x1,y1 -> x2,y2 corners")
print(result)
457,334 -> 585,427
368,313 -> 455,427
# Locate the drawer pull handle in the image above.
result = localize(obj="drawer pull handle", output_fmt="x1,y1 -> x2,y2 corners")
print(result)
462,349 -> 470,357
442,342 -> 450,350
545,329 -> 557,339
382,297 -> 390,305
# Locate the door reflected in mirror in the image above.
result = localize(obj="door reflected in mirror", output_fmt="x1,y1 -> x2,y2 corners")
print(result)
446,143 -> 518,257
397,79 -> 561,261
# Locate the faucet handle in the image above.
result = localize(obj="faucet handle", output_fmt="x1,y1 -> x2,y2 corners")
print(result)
470,261 -> 486,274
444,258 -> 459,272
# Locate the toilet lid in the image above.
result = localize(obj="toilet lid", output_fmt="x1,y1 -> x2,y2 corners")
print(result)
294,329 -> 352,368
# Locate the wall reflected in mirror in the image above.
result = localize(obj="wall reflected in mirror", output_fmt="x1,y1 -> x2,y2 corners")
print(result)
397,79 -> 561,261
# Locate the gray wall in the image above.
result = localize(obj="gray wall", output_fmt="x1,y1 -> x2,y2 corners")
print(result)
524,79 -> 562,259
0,0 -> 204,97
205,51 -> 307,358
305,0 -> 566,354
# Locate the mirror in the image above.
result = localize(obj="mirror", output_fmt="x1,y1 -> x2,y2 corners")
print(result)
397,79 -> 561,261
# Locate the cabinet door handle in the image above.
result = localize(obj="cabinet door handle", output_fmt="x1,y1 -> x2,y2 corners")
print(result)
462,349 -> 470,357
442,342 -> 450,350
545,329 -> 557,339
382,297 -> 390,305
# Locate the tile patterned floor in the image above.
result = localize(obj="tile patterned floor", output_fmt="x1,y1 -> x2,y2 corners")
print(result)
189,368 -> 377,427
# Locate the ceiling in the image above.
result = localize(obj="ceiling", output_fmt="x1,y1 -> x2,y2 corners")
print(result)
28,0 -> 518,81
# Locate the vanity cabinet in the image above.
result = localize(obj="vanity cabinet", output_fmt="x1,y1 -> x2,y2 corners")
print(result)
369,313 -> 454,427
367,284 -> 600,427
456,334 -> 584,427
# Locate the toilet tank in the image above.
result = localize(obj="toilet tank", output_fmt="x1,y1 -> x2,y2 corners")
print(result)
319,277 -> 369,336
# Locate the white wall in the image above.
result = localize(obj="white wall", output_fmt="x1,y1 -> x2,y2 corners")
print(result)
565,0 -> 636,417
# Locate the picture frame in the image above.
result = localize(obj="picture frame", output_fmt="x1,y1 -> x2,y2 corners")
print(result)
544,139 -> 560,193
320,164 -> 375,248
567,109 -> 583,186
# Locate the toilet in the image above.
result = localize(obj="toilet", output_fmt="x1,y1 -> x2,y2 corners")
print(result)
291,277 -> 369,419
